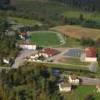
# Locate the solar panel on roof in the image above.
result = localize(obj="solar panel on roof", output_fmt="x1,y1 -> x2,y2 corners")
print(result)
63,49 -> 83,57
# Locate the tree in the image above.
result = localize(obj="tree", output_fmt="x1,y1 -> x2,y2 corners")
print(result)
80,37 -> 95,46
79,14 -> 84,21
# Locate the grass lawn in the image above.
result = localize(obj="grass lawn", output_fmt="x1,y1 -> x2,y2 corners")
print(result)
51,25 -> 100,40
30,31 -> 61,46
9,17 -> 42,26
59,58 -> 90,66
63,11 -> 100,22
64,86 -> 100,100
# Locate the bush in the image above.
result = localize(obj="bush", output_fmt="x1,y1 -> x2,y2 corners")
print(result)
80,37 -> 95,46
81,20 -> 100,29
64,17 -> 82,25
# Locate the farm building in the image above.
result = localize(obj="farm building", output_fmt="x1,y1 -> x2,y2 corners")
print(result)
81,47 -> 97,62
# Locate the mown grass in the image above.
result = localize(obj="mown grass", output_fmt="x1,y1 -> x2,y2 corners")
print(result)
30,31 -> 61,46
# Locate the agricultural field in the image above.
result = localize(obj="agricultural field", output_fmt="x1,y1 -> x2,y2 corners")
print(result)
30,31 -> 63,47
51,25 -> 100,40
64,86 -> 100,100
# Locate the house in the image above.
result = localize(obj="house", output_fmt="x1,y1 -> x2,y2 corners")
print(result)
68,75 -> 80,85
81,47 -> 97,62
59,83 -> 71,92
19,43 -> 37,50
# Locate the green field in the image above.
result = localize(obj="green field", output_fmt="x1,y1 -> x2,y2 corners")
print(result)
64,86 -> 100,100
60,58 -> 90,66
63,11 -> 100,22
9,17 -> 42,26
30,31 -> 61,46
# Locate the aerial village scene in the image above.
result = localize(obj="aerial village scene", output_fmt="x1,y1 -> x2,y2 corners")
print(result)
0,0 -> 100,100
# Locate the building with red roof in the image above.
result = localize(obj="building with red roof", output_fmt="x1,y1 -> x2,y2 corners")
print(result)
85,47 -> 97,57
42,48 -> 59,57
81,47 -> 97,62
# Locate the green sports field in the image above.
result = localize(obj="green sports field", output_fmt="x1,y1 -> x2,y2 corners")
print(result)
30,31 -> 61,46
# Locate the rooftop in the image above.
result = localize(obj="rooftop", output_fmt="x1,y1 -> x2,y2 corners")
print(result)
85,47 -> 97,57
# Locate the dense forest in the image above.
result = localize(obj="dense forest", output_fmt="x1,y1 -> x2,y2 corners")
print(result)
52,0 -> 100,11
0,0 -> 100,11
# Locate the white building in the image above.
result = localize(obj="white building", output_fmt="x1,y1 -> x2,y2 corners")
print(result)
19,44 -> 37,50
68,75 -> 80,85
59,83 -> 71,92
81,47 -> 97,62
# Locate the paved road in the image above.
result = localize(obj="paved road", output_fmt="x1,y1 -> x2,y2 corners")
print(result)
12,50 -> 35,69
79,76 -> 100,85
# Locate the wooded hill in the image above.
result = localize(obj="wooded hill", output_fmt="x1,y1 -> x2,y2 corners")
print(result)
51,0 -> 100,11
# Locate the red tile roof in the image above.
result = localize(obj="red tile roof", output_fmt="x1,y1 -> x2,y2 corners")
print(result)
42,48 -> 59,56
85,47 -> 96,57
